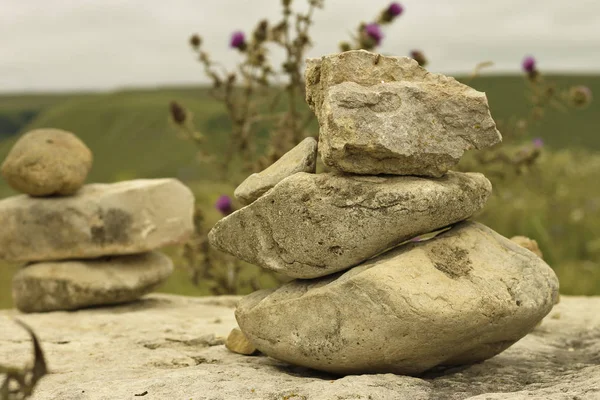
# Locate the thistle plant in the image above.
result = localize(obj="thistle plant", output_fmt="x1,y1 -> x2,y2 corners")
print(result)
170,1 -> 592,294
338,2 -> 403,52
171,0 -> 405,292
462,55 -> 593,177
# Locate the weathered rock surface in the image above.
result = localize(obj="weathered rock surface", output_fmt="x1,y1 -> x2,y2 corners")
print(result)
234,137 -> 318,205
12,252 -> 174,313
1,128 -> 93,196
209,171 -> 491,279
305,50 -> 502,177
236,221 -> 559,376
225,327 -> 257,355
0,178 -> 194,262
1,294 -> 598,399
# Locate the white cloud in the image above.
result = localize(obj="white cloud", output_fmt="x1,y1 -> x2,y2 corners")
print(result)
0,0 -> 598,92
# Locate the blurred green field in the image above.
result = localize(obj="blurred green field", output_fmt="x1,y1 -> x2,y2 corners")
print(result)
0,74 -> 598,308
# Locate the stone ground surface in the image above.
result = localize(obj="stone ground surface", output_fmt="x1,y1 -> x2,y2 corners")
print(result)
0,294 -> 598,400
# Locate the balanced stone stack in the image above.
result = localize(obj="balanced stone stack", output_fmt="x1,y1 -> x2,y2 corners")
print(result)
209,50 -> 560,375
0,129 -> 194,313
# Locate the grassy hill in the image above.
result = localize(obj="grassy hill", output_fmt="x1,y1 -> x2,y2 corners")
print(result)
1,75 -> 599,193
0,74 -> 599,308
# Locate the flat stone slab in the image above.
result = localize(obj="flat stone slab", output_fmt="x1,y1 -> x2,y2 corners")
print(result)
210,171 -> 491,279
0,178 -> 194,262
0,294 -> 598,399
12,252 -> 174,313
234,137 -> 318,205
236,222 -> 559,375
305,50 -> 502,177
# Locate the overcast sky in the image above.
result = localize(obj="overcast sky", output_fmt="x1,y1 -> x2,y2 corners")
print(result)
1,0 -> 599,93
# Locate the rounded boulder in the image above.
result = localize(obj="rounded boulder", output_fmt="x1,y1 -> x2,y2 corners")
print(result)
1,128 -> 93,196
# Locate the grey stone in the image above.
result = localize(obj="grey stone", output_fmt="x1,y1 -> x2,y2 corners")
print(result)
1,293 -> 598,399
12,252 -> 173,313
209,171 -> 491,279
236,221 -> 560,376
234,137 -> 318,205
1,128 -> 93,196
0,178 -> 194,262
305,50 -> 502,177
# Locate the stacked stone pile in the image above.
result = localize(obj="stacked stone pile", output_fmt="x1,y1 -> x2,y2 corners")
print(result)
209,50 -> 559,375
0,129 -> 194,312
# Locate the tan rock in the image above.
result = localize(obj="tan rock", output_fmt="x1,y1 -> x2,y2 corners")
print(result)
210,171 -> 492,279
225,328 -> 257,355
0,178 -> 194,262
511,235 -> 543,258
234,137 -> 318,205
1,128 -> 93,196
236,221 -> 559,376
12,251 -> 173,312
305,50 -> 502,176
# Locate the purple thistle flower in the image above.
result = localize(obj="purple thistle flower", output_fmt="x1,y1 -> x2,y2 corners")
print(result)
215,195 -> 233,216
230,31 -> 246,50
388,2 -> 404,17
522,56 -> 536,73
532,137 -> 544,148
364,23 -> 384,46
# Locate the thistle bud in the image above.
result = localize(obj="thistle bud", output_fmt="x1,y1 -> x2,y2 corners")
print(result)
189,34 -> 202,49
169,101 -> 187,125
410,50 -> 427,67
339,42 -> 352,52
569,85 -> 593,108
254,20 -> 269,43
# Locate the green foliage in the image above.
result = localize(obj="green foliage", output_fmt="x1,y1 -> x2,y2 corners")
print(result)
461,148 -> 600,295
464,75 -> 600,150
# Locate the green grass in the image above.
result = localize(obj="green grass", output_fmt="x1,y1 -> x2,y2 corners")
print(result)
0,75 -> 598,309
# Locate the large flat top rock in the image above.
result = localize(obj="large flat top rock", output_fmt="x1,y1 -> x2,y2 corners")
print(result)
306,50 -> 502,177
1,294 -> 598,399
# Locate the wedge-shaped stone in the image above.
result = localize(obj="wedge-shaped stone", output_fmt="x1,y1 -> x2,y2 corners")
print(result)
226,328 -> 258,355
209,171 -> 491,279
236,221 -> 560,376
12,251 -> 173,312
305,50 -> 502,176
0,178 -> 194,262
234,137 -> 318,205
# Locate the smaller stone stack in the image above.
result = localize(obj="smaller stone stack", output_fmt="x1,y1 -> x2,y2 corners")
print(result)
209,51 -> 559,376
0,129 -> 194,313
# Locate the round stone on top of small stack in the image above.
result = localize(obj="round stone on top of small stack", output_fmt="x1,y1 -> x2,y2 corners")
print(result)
0,128 -> 196,313
1,128 -> 93,197
209,50 -> 559,376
